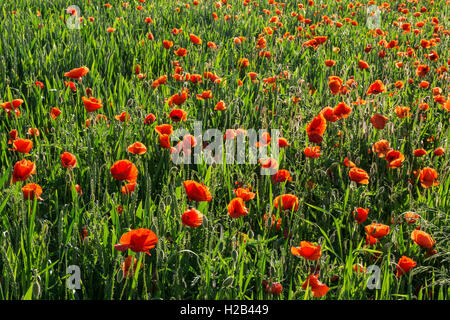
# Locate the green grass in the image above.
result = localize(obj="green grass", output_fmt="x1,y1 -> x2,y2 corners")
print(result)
0,0 -> 449,300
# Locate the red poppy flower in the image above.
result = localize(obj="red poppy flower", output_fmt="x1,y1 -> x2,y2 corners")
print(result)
372,140 -> 391,158
50,107 -> 62,120
11,159 -> 36,184
189,34 -> 202,45
273,194 -> 299,211
358,60 -> 370,70
333,102 -> 352,119
114,228 -> 158,255
291,241 -> 321,260
413,149 -> 427,157
174,48 -> 187,56
365,223 -> 390,239
128,142 -> 147,155
227,197 -> 249,218
168,91 -> 188,106
61,152 -> 77,168
155,124 -> 174,136
304,146 -> 321,158
159,134 -> 171,149
234,187 -> 256,201
182,208 -> 204,228
183,180 -> 212,202
349,167 -> 369,184
367,80 -> 386,95
353,208 -> 369,224
396,256 -> 416,277
168,109 -> 187,122
110,160 -> 138,183
215,101 -> 226,111
144,113 -> 156,125
271,169 -> 293,183
9,139 -> 33,153
64,66 -> 89,80
82,96 -> 103,112
22,183 -> 43,200
122,255 -> 138,279
385,150 -> 404,169
370,113 -> 388,130
343,157 -> 356,168
302,274 -> 329,298
306,113 -> 327,142
121,182 -> 136,195
418,167 -> 439,188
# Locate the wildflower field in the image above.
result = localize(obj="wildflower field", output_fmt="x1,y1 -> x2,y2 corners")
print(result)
0,0 -> 449,301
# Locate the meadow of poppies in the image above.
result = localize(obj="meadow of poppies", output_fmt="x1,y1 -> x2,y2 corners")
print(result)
0,0 -> 449,301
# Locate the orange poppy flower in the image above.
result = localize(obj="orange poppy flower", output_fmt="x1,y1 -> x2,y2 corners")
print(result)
403,212 -> 420,224
273,194 -> 299,211
278,138 -> 290,148
61,152 -> 77,168
385,150 -> 404,169
22,183 -> 43,200
110,160 -> 138,183
155,124 -> 173,136
328,76 -> 343,95
114,228 -> 158,255
234,187 -> 256,201
238,58 -> 250,68
189,33 -> 202,45
227,197 -> 249,218
82,96 -> 103,112
207,41 -> 217,49
358,59 -> 370,70
324,59 -> 336,67
115,111 -> 129,122
418,167 -> 439,188
370,113 -> 388,130
259,158 -> 279,170
215,101 -> 226,111
353,208 -> 369,224
64,66 -> 89,80
320,107 -> 338,122
50,107 -> 62,120
121,182 -> 136,195
9,139 -> 33,153
394,106 -> 410,119
196,90 -> 214,100
163,40 -> 174,49
349,167 -> 369,184
413,149 -> 427,157
183,180 -> 212,202
304,146 -> 321,158
396,256 -> 416,277
372,140 -> 391,158
65,80 -> 77,92
302,274 -> 329,298
367,80 -> 386,95
271,169 -> 293,184
411,230 -> 435,249
365,223 -> 390,239
291,241 -> 321,260
128,142 -> 147,155
333,102 -> 352,119
343,157 -> 356,168
182,208 -> 204,228
174,48 -> 187,56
